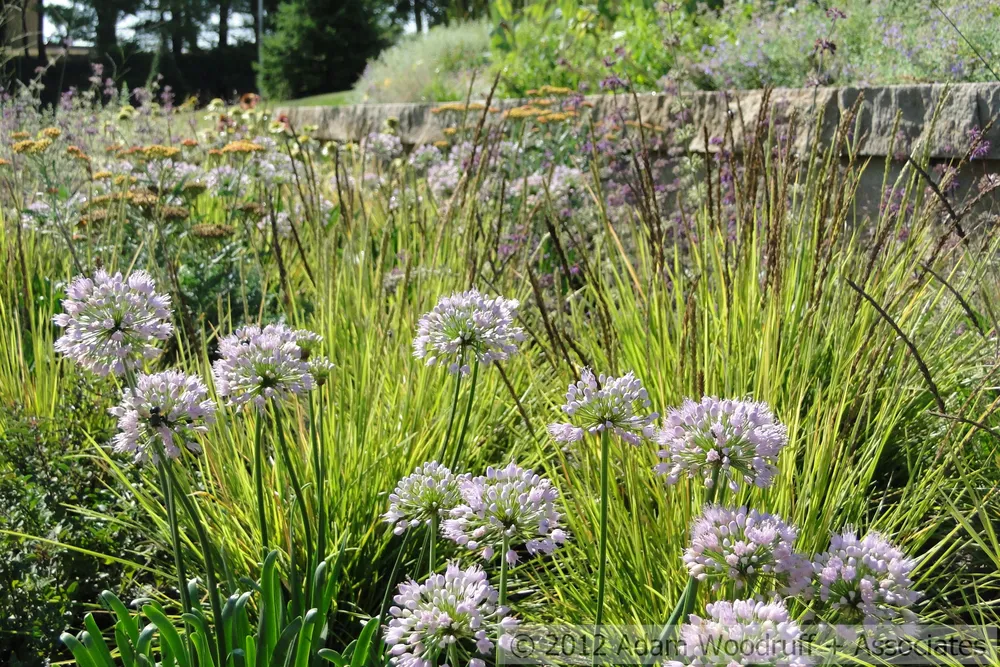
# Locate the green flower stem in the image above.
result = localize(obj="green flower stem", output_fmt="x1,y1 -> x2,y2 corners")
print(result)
429,513 -> 438,575
645,469 -> 723,666
309,393 -> 326,568
150,438 -> 227,667
378,529 -> 413,631
253,413 -> 270,555
451,359 -> 480,468
438,349 -> 466,461
273,406 -> 315,606
592,428 -> 610,666
156,460 -> 192,616
498,535 -> 511,666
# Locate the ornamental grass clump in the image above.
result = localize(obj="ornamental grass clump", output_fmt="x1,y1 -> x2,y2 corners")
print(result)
109,370 -> 215,464
384,562 -> 519,667
657,396 -> 789,492
53,269 -> 173,376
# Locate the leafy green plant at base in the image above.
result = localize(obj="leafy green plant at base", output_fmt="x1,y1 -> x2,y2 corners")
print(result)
61,546 -> 348,667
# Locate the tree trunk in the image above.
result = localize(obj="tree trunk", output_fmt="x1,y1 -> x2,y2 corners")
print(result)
94,3 -> 118,56
170,0 -> 183,56
218,0 -> 229,47
35,0 -> 45,60
413,0 -> 423,32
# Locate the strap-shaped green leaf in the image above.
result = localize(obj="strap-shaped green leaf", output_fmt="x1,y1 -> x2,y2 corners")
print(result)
144,604 -> 192,667
83,613 -> 116,667
61,632 -> 99,667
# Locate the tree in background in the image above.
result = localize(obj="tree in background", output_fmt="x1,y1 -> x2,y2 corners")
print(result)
259,0 -> 390,100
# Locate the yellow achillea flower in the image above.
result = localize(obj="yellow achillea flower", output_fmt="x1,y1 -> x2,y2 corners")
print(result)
142,145 -> 181,160
231,202 -> 265,218
220,140 -> 264,154
93,170 -> 113,180
129,190 -> 160,207
504,105 -> 548,119
113,175 -> 138,186
79,208 -> 110,227
443,127 -> 458,136
67,145 -> 91,161
39,127 -> 62,139
433,140 -> 450,149
10,131 -> 30,140
625,120 -> 665,133
208,148 -> 223,157
181,138 -> 198,147
161,206 -> 190,221
432,102 -> 487,114
13,138 -> 52,154
191,223 -> 235,238
537,85 -> 573,96
0,158 -> 10,166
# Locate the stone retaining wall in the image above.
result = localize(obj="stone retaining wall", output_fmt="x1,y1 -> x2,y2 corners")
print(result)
275,83 -> 1000,159
275,84 -> 1000,214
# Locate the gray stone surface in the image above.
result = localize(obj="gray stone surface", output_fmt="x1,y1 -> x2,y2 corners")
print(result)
274,83 -> 1000,160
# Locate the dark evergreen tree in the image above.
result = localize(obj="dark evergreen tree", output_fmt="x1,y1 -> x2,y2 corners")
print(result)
259,0 -> 390,100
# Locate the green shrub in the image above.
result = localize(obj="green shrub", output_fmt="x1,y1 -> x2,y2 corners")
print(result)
490,0 -> 1000,96
0,384 -> 160,665
354,20 -> 493,103
260,0 -> 391,100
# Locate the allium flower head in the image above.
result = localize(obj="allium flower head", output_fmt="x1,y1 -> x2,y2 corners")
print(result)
547,369 -> 657,445
384,461 -> 465,535
666,598 -> 807,667
213,323 -> 327,408
384,562 -> 519,667
442,462 -> 567,565
685,504 -> 811,595
412,289 -> 524,375
109,371 -> 215,464
656,397 -> 788,492
811,530 -> 920,623
363,131 -> 403,162
53,270 -> 173,376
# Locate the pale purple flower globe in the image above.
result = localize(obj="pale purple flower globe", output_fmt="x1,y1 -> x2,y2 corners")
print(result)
442,462 -> 567,565
656,397 -> 788,492
412,289 -> 524,375
363,131 -> 403,162
685,504 -> 812,596
665,598 -> 807,667
811,530 -> 920,623
109,370 -> 215,464
384,562 -> 519,667
213,323 -> 326,408
547,368 -> 657,446
384,461 -> 466,535
53,270 -> 173,376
